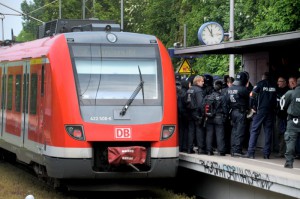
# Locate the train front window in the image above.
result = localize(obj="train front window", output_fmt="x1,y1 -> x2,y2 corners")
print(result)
70,44 -> 162,106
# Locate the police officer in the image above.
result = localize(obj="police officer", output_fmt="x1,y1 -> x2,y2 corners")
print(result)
280,77 -> 300,168
187,75 -> 206,154
205,80 -> 228,156
222,76 -> 234,154
177,79 -> 189,152
226,72 -> 249,157
274,76 -> 289,157
243,71 -> 254,149
244,72 -> 277,159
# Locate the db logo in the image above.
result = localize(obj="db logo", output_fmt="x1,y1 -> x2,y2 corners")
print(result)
115,128 -> 132,139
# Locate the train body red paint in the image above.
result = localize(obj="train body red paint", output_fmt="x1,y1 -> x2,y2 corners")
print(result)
0,23 -> 178,184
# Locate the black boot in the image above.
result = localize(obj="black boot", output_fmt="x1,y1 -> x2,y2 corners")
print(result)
187,149 -> 195,154
284,161 -> 293,168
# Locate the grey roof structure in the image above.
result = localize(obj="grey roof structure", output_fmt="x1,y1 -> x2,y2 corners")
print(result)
174,30 -> 300,56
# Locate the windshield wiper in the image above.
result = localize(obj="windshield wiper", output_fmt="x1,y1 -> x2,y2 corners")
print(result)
120,66 -> 145,116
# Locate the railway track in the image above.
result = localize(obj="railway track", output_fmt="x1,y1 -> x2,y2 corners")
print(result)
0,153 -> 193,199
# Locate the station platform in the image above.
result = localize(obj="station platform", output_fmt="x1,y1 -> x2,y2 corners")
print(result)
179,149 -> 300,199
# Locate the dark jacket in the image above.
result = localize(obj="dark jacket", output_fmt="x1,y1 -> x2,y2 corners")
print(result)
189,84 -> 205,120
226,84 -> 249,112
276,86 -> 289,119
177,80 -> 189,117
281,86 -> 300,131
250,78 -> 277,114
282,86 -> 300,117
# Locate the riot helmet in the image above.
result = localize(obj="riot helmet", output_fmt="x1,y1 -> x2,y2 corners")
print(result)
233,71 -> 248,86
214,80 -> 223,91
203,74 -> 214,87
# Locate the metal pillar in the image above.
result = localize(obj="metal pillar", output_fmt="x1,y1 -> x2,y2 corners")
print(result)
121,0 -> 124,31
229,0 -> 235,77
0,14 -> 4,41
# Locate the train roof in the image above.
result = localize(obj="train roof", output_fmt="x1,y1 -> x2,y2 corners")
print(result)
0,35 -> 60,62
63,31 -> 157,44
37,19 -> 119,39
0,31 -> 158,62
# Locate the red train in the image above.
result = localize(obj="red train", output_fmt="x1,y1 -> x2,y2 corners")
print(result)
0,19 -> 178,189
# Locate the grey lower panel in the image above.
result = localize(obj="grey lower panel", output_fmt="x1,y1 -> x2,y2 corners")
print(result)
45,156 -> 179,179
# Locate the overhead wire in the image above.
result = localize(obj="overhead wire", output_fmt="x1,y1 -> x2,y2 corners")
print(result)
0,2 -> 44,23
28,0 -> 58,15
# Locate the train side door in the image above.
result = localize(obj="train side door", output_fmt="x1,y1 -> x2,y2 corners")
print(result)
24,58 -> 44,150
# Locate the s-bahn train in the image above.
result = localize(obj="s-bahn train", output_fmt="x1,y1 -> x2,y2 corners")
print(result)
0,19 -> 178,189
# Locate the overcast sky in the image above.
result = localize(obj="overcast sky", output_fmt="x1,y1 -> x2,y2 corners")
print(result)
0,0 -> 24,40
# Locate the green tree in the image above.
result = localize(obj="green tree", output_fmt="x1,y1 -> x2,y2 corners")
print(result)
253,0 -> 300,36
16,0 -> 300,76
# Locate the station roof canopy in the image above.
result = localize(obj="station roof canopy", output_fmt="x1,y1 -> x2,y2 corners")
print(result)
174,30 -> 300,56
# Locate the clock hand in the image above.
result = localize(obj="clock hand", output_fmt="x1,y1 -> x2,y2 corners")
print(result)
207,27 -> 213,37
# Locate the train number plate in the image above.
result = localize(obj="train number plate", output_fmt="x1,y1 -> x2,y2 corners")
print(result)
108,146 -> 146,165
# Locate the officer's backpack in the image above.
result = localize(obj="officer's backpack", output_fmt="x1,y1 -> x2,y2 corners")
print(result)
185,88 -> 197,110
203,92 -> 220,118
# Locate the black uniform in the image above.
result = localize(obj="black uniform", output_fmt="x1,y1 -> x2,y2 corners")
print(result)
280,82 -> 300,168
177,79 -> 189,152
247,73 -> 277,158
187,84 -> 206,154
205,83 -> 228,156
226,72 -> 249,156
274,84 -> 289,156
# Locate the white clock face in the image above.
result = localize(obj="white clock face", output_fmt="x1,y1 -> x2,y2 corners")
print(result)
200,23 -> 224,45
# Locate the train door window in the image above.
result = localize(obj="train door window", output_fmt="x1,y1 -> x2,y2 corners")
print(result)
23,74 -> 29,113
41,65 -> 44,96
15,75 -> 22,112
30,74 -> 38,114
7,75 -> 13,110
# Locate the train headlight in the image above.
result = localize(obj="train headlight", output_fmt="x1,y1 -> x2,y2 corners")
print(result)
161,125 -> 176,140
107,33 -> 117,43
65,125 -> 85,141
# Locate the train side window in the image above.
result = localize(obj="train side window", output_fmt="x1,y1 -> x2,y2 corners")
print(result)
30,74 -> 37,115
15,75 -> 22,112
41,65 -> 44,96
2,74 -> 6,109
7,75 -> 13,110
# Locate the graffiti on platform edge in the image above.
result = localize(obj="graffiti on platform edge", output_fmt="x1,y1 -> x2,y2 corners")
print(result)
199,160 -> 273,190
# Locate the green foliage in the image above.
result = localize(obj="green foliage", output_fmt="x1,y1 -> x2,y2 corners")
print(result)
16,30 -> 35,42
253,0 -> 300,36
190,54 -> 241,77
16,0 -> 300,76
234,0 -> 258,39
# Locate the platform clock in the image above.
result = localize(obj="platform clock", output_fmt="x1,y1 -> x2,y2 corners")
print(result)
198,22 -> 224,45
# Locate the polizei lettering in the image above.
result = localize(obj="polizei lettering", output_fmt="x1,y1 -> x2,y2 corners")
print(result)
228,89 -> 238,94
262,87 -> 276,92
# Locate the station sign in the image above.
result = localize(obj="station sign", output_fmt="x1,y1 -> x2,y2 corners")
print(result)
177,59 -> 195,74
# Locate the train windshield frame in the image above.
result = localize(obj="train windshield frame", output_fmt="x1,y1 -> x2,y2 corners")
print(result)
69,43 -> 162,106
